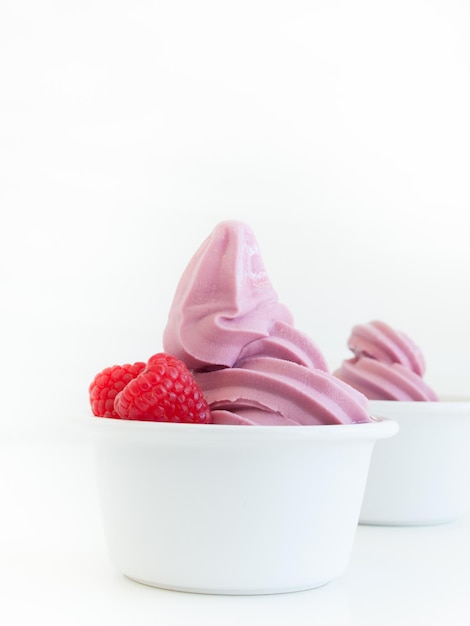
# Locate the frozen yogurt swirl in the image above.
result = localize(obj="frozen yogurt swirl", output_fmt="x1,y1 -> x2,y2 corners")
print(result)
163,221 -> 373,425
334,320 -> 438,401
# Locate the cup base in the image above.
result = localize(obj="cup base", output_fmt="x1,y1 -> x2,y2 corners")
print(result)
124,574 -> 334,595
359,516 -> 457,527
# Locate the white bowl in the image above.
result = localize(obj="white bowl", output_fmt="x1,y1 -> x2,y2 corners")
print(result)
360,399 -> 470,526
89,417 -> 397,595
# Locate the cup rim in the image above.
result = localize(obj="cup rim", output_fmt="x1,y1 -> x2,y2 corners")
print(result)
368,398 -> 470,417
84,414 -> 398,442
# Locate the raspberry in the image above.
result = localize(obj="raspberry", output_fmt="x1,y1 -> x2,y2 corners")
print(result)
114,353 -> 211,423
89,362 -> 146,418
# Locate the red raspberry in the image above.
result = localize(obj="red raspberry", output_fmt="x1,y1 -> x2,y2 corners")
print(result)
114,353 -> 211,423
89,362 -> 146,418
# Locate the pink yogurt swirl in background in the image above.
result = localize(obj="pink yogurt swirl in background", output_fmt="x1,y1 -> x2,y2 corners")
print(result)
334,320 -> 439,401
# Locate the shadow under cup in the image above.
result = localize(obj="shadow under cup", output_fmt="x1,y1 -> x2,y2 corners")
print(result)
360,398 -> 470,526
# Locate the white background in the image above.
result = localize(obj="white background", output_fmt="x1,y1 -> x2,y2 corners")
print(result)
1,1 -> 469,624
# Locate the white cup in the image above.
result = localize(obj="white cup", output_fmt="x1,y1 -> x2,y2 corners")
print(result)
360,398 -> 470,526
89,417 -> 397,594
